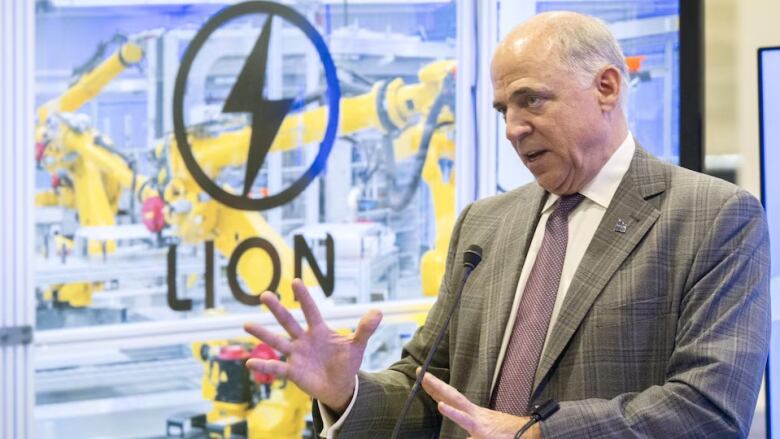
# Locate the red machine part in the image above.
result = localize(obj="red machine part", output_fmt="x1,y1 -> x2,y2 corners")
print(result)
218,344 -> 251,361
249,343 -> 279,384
141,195 -> 166,233
35,142 -> 46,163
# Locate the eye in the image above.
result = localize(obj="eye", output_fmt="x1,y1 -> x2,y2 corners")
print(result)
524,95 -> 544,108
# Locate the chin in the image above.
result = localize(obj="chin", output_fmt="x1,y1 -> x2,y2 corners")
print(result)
536,176 -> 562,193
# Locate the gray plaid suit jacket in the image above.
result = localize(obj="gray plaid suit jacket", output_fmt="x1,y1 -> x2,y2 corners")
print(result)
318,146 -> 770,438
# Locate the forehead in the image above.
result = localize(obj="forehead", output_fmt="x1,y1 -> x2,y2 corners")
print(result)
491,46 -> 562,99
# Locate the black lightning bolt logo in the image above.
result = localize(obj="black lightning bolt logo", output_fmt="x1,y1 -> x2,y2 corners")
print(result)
222,14 -> 294,197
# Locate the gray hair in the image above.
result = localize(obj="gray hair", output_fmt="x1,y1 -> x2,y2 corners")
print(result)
546,13 -> 630,104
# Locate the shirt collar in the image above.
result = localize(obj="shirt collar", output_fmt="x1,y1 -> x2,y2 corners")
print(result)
542,133 -> 635,212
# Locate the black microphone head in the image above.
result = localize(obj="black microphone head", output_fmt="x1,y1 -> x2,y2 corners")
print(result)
463,245 -> 483,270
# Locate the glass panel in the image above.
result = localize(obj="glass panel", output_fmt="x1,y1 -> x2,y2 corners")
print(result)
495,0 -> 680,193
33,1 -> 456,436
760,46 -> 780,439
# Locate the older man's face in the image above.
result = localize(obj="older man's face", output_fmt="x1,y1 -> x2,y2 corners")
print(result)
491,38 -> 611,195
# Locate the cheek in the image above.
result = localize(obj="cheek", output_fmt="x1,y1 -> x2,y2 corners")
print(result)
547,144 -> 577,169
557,149 -> 591,179
555,126 -> 594,167
567,146 -> 588,167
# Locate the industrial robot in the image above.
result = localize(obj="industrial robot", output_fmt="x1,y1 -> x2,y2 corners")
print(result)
166,339 -> 311,439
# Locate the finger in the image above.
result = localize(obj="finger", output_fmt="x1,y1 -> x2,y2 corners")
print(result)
245,358 -> 290,378
292,278 -> 324,328
438,401 -> 476,434
261,291 -> 304,338
243,322 -> 292,355
353,309 -> 383,345
419,369 -> 475,414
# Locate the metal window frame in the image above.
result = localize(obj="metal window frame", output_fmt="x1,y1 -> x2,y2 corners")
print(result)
679,0 -> 704,172
454,0 -> 505,210
1,1 -> 36,438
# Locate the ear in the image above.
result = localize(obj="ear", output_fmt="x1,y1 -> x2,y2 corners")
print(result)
595,65 -> 622,112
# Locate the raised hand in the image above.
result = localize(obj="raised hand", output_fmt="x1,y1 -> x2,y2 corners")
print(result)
244,278 -> 383,414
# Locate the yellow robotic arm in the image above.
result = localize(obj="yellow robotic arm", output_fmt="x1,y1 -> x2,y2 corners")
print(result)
38,115 -> 154,255
35,39 -> 148,254
37,41 -> 144,123
35,39 -> 159,311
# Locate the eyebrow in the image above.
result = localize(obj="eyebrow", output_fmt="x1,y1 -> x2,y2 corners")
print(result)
510,86 -> 551,100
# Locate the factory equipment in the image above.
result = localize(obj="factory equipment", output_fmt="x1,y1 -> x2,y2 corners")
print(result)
166,340 -> 311,438
35,29 -> 456,317
32,2 -> 458,437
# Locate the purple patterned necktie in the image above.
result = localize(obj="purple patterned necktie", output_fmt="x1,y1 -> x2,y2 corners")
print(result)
491,193 -> 585,415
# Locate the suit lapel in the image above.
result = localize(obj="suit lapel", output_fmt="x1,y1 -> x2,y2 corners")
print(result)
532,147 -> 666,392
478,184 -> 547,405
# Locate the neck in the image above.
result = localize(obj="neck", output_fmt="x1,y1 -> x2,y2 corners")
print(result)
604,111 -> 629,157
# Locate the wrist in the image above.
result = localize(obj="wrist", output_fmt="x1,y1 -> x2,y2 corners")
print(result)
323,376 -> 357,415
514,417 -> 542,439
524,422 -> 542,439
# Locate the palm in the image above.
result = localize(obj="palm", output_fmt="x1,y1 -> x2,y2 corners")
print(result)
244,279 -> 382,412
286,325 -> 363,398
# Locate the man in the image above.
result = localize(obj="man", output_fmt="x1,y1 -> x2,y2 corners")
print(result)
244,11 -> 770,438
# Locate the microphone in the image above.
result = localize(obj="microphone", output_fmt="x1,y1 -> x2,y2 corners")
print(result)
391,245 -> 484,439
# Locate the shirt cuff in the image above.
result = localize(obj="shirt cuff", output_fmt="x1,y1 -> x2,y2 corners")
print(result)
318,375 -> 360,439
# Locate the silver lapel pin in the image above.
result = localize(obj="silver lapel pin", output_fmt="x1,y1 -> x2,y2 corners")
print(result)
614,218 -> 628,233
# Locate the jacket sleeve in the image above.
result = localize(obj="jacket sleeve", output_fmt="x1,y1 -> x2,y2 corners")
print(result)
312,203 -> 473,438
540,189 -> 771,438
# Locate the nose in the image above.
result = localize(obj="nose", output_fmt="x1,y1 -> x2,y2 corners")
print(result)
504,111 -> 532,147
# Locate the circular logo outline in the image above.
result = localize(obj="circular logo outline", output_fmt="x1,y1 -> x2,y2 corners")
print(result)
173,1 -> 340,211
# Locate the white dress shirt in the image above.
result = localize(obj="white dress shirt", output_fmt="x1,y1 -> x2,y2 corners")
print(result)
320,133 -> 636,437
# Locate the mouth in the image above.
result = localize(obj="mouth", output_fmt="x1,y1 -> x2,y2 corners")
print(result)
524,149 -> 547,162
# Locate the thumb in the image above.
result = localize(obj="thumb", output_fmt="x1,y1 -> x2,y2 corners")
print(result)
353,309 -> 383,345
